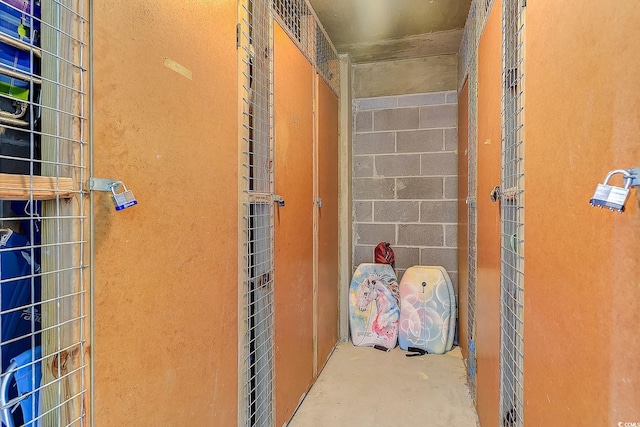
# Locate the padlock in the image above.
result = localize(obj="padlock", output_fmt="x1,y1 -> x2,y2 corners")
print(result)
273,194 -> 285,207
111,182 -> 138,211
489,185 -> 501,203
589,172 -> 631,213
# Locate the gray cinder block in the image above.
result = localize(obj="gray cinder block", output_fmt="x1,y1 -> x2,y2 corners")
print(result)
420,248 -> 457,271
374,108 -> 419,131
355,111 -> 373,132
421,152 -> 458,176
374,201 -> 420,222
391,246 -> 420,269
353,156 -> 374,177
353,132 -> 395,155
420,104 -> 457,129
398,92 -> 447,107
354,201 -> 373,222
354,223 -> 396,245
396,177 -> 443,199
397,129 -> 444,153
353,178 -> 396,200
445,128 -> 458,151
420,200 -> 458,223
398,224 -> 444,246
375,154 -> 421,177
445,224 -> 458,247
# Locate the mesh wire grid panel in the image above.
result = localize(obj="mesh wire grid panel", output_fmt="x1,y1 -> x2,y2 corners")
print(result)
458,0 -> 480,401
272,0 -> 339,95
476,0 -> 495,40
241,1 -> 338,425
272,0 -> 309,56
0,0 -> 89,426
466,39 -> 479,405
240,0 -> 275,426
500,0 -> 525,426
313,22 -> 339,95
456,4 -> 472,91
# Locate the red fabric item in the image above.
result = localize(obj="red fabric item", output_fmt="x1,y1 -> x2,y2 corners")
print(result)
374,242 -> 395,266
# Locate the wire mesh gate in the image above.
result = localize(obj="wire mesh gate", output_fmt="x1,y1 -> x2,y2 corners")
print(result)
500,0 -> 525,425
272,0 -> 339,95
466,43 -> 478,404
239,0 -> 275,425
460,1 -> 525,418
0,0 -> 89,425
458,0 -> 484,401
239,0 -> 338,425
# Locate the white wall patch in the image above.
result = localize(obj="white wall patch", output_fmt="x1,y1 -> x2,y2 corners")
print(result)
164,58 -> 193,80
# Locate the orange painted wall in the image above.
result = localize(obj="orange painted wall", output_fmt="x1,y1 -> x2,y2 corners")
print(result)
92,1 -> 238,425
457,80 -> 469,359
315,75 -> 339,371
524,2 -> 640,424
475,1 -> 502,425
273,23 -> 315,426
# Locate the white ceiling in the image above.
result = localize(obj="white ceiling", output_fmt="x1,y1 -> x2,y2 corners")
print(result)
308,0 -> 472,63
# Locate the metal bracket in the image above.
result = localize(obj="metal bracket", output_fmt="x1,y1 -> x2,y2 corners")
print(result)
466,196 -> 476,207
89,178 -> 121,192
273,194 -> 285,207
490,185 -> 501,203
627,167 -> 640,187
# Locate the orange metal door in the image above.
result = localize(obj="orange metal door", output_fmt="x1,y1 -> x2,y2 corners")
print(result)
475,1 -> 503,425
273,23 -> 315,426
314,75 -> 339,373
92,1 -> 239,425
524,1 -> 640,424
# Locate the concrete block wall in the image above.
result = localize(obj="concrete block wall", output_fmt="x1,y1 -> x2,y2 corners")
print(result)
352,90 -> 458,287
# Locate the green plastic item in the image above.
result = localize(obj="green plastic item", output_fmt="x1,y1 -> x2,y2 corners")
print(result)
0,81 -> 29,101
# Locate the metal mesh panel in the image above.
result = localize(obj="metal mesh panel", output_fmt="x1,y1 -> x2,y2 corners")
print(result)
273,0 -> 339,95
240,1 -> 338,424
313,21 -> 339,95
466,49 -> 479,406
476,0 -> 495,40
0,0 -> 89,426
273,0 -> 310,59
500,0 -> 525,425
240,0 -> 275,426
457,4 -> 472,91
458,1 -> 480,400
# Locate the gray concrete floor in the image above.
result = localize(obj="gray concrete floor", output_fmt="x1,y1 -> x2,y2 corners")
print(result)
288,343 -> 479,427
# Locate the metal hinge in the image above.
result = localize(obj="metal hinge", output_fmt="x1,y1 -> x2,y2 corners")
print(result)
273,194 -> 285,207
628,167 -> 640,187
89,177 -> 120,192
466,196 -> 477,207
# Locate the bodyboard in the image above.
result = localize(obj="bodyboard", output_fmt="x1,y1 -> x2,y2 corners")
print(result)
349,263 -> 399,349
398,265 -> 456,354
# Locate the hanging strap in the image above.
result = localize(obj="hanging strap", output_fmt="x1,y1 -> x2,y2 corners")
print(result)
405,346 -> 428,357
0,229 -> 13,246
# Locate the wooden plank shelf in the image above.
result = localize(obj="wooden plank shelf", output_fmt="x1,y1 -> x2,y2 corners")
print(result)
0,173 -> 74,200
248,192 -> 272,203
